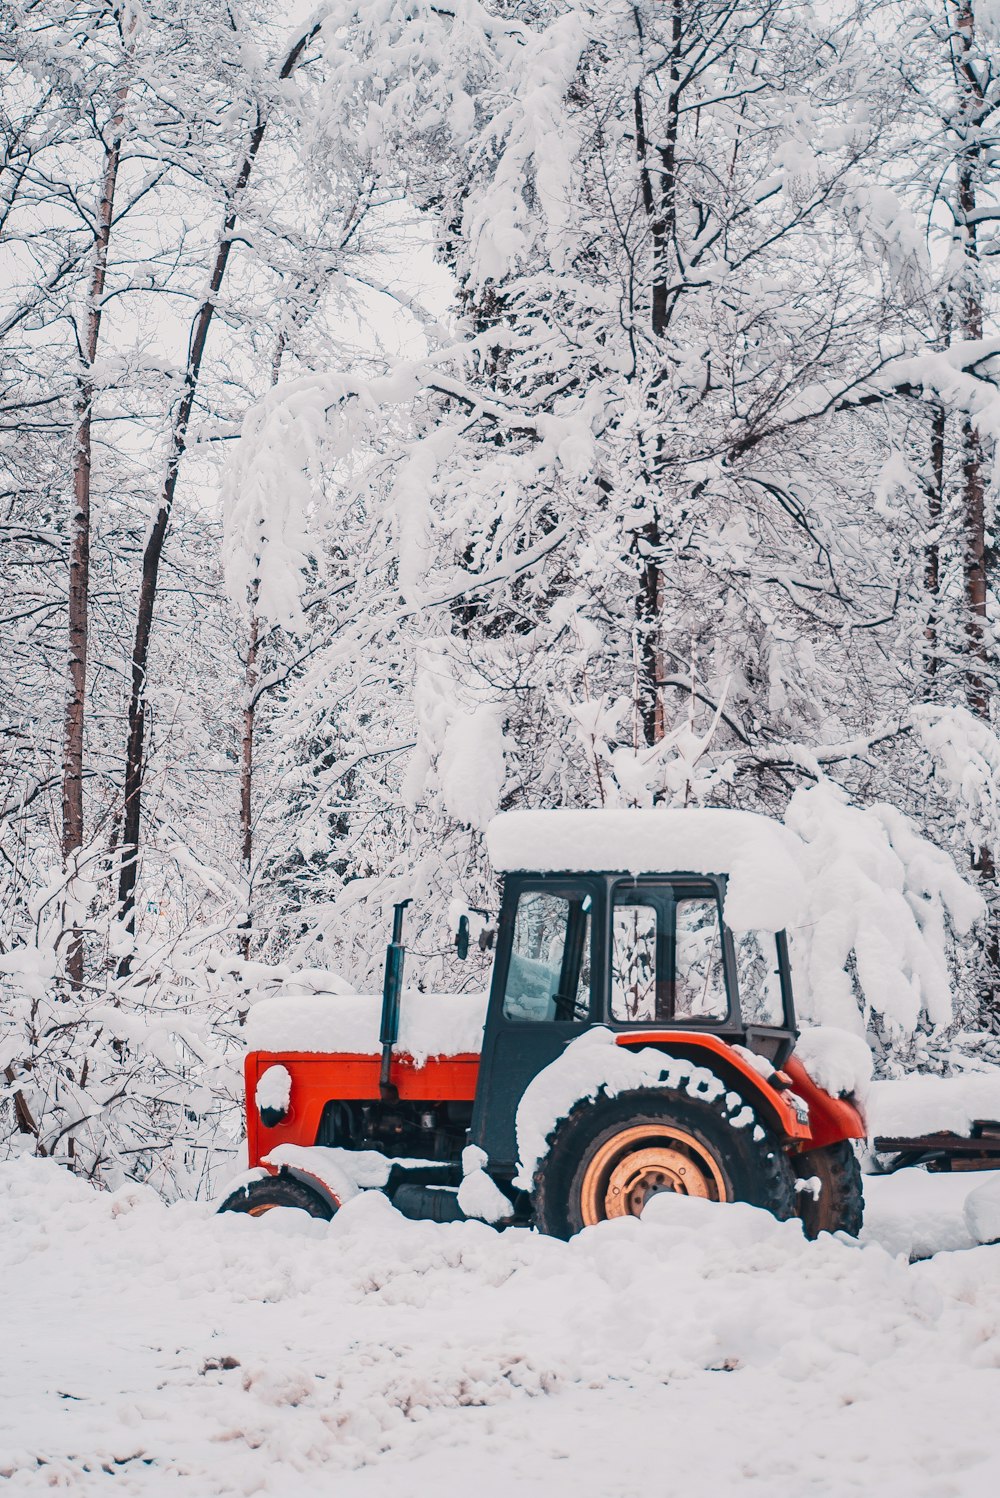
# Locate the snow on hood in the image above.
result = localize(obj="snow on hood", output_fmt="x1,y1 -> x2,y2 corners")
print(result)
245,990 -> 489,1062
487,808 -> 806,933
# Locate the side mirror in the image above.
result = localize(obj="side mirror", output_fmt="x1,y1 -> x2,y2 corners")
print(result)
455,915 -> 470,961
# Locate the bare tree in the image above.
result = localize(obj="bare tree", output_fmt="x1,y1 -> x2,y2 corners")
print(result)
115,23 -> 321,950
62,46 -> 132,986
949,1 -> 992,721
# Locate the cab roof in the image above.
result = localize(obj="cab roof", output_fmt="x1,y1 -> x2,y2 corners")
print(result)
485,808 -> 806,934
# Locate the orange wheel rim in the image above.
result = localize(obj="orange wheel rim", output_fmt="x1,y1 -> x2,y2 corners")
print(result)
580,1125 -> 728,1225
247,1203 -> 277,1217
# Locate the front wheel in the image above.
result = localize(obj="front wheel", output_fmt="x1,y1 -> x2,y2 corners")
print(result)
218,1172 -> 335,1221
532,1086 -> 796,1240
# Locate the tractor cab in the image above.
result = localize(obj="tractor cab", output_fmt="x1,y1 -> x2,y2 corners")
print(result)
471,870 -> 797,1167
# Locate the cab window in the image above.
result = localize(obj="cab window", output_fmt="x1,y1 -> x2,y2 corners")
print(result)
610,894 -> 659,1020
610,883 -> 729,1023
674,896 -> 727,1020
733,930 -> 784,1025
502,890 -> 592,1022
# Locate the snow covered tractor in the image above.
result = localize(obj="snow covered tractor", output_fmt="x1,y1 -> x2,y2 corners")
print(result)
221,809 -> 866,1238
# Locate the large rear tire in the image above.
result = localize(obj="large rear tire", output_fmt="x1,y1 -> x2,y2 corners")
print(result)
218,1172 -> 335,1221
792,1141 -> 864,1239
532,1086 -> 796,1240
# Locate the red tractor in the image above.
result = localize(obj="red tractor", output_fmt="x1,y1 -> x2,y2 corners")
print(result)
221,809 -> 866,1238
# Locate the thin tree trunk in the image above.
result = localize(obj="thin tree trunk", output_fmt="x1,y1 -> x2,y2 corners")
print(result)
237,328 -> 289,962
632,0 -> 681,749
953,0 -> 990,719
115,29 -> 318,957
951,0 -> 997,930
238,595 -> 259,963
923,402 -> 945,690
960,414 -> 990,723
62,75 -> 129,987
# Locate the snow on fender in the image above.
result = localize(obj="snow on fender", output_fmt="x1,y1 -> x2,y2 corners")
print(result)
514,1028 -> 762,1191
793,1026 -> 873,1105
263,1145 -> 361,1211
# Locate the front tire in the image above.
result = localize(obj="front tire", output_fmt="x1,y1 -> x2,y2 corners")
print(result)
792,1141 -> 864,1238
532,1086 -> 796,1240
218,1172 -> 335,1221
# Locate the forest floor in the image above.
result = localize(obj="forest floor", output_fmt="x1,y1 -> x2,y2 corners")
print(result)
2,1157 -> 999,1497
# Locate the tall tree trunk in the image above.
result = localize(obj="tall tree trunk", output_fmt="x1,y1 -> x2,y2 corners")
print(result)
952,0 -> 990,720
237,330 -> 288,962
951,0 -> 997,939
62,76 -> 128,987
238,594 -> 259,963
923,402 -> 945,691
632,0 -> 681,749
115,29 -> 317,958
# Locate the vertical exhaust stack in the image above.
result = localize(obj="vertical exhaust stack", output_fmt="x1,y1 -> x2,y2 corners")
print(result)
379,899 -> 411,1101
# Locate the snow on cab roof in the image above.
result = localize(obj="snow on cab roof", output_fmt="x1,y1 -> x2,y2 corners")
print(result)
486,808 -> 806,934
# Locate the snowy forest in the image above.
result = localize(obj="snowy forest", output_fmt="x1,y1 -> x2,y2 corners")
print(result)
3,0 -> 1000,1198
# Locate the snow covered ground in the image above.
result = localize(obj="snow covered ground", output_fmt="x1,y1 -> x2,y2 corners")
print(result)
3,1160 -> 1000,1497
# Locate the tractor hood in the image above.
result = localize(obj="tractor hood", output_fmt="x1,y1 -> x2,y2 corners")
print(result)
486,808 -> 806,934
245,989 -> 489,1062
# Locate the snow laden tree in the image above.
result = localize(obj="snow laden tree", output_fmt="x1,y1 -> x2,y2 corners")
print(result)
870,0 -> 1000,989
227,0 -> 990,1039
0,0 -> 399,1185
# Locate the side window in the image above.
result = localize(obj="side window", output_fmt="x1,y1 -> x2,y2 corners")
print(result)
674,896 -> 728,1020
734,930 -> 784,1025
502,891 -> 591,1022
611,897 -> 658,1021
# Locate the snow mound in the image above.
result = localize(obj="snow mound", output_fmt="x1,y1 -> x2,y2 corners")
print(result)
458,1145 -> 513,1224
488,808 -> 806,933
860,1168 -> 984,1258
868,1069 -> 1000,1139
4,1157 -> 1000,1493
964,1177 -> 1000,1246
245,990 -> 489,1061
642,1191 -> 804,1247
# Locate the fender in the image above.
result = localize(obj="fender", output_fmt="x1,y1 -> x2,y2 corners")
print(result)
260,1160 -> 350,1215
614,1030 -> 812,1143
783,1054 -> 866,1149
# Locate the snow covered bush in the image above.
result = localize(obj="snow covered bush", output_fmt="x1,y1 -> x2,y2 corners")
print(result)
785,784 -> 984,1043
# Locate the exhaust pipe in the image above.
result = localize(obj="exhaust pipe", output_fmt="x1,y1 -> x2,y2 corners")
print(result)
379,899 -> 411,1101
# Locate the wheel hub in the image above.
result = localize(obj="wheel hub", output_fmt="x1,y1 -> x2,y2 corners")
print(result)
580,1125 -> 727,1225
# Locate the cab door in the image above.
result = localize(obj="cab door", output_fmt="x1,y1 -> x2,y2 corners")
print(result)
471,877 -> 600,1171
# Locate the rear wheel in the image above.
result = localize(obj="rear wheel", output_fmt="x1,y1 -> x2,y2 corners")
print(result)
218,1173 -> 335,1221
792,1141 -> 863,1238
532,1086 -> 796,1240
